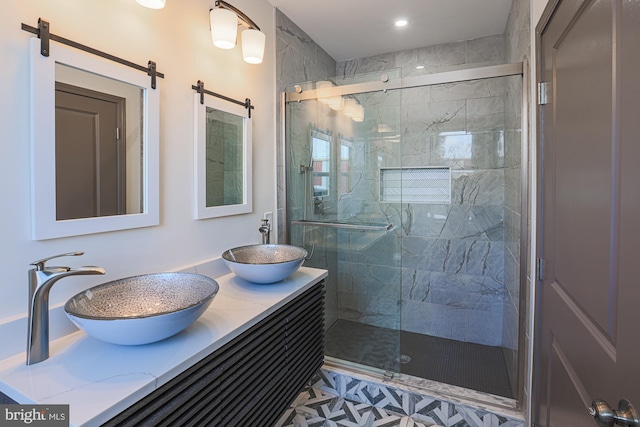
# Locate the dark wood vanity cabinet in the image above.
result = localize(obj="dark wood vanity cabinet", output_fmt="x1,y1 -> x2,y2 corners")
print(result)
103,281 -> 325,427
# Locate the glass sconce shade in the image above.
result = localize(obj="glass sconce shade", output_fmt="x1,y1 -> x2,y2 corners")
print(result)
343,99 -> 358,117
136,0 -> 166,8
316,81 -> 333,105
241,29 -> 266,64
328,96 -> 344,111
210,8 -> 238,49
352,104 -> 364,122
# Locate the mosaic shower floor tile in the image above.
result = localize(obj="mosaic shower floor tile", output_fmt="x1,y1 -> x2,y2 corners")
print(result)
324,320 -> 513,398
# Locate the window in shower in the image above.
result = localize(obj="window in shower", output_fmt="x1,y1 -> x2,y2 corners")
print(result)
310,131 -> 355,215
439,132 -> 473,159
311,130 -> 331,199
339,136 -> 353,197
436,130 -> 505,169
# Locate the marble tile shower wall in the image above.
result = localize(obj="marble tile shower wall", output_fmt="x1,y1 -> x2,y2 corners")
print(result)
336,35 -> 506,80
285,100 -> 355,329
335,87 -> 403,329
285,93 -> 401,330
276,10 -> 527,351
276,8 -> 336,237
335,35 -> 512,347
275,9 -> 338,328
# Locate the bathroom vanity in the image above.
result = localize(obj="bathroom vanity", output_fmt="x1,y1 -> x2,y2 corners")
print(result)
0,261 -> 327,426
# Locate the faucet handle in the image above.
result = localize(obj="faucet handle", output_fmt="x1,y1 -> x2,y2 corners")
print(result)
30,251 -> 84,271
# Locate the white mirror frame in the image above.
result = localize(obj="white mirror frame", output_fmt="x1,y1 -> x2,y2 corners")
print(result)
30,38 -> 160,240
193,93 -> 252,219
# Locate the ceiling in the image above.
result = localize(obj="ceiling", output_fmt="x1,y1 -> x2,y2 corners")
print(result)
267,0 -> 514,61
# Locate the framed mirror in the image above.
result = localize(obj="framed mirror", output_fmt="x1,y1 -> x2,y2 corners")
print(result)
29,38 -> 159,240
193,93 -> 252,219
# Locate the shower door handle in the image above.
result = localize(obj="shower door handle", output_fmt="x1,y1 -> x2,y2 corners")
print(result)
291,219 -> 392,231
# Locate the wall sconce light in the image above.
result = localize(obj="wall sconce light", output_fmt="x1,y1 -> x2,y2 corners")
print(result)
315,82 -> 364,121
316,80 -> 344,110
136,0 -> 166,9
328,96 -> 344,111
241,28 -> 266,64
352,104 -> 365,122
343,99 -> 358,118
316,81 -> 333,104
210,0 -> 266,64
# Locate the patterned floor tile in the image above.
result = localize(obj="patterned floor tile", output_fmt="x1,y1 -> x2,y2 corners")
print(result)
275,387 -> 438,427
295,369 -> 525,427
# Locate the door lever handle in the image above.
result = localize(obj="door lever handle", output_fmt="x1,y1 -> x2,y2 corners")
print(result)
589,399 -> 639,427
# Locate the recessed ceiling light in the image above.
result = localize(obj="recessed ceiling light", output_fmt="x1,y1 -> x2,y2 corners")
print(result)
395,19 -> 408,27
416,65 -> 425,69
136,0 -> 166,9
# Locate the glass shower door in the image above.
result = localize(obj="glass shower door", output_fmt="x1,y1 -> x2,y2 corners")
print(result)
285,74 -> 403,374
284,67 -> 524,399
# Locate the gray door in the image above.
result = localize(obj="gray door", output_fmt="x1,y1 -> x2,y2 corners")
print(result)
536,0 -> 640,425
55,82 -> 126,220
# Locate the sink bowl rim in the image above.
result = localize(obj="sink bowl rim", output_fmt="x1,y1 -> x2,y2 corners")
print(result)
64,272 -> 219,321
221,244 -> 308,266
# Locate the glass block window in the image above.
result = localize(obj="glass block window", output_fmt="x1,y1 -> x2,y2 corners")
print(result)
380,167 -> 451,204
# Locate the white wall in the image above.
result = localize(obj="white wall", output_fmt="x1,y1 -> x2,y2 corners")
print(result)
0,0 -> 276,349
532,0 -> 551,25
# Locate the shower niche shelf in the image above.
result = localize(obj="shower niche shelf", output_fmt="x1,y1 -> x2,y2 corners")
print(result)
380,166 -> 451,204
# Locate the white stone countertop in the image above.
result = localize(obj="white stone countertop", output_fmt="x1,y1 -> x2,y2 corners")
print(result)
0,264 -> 327,427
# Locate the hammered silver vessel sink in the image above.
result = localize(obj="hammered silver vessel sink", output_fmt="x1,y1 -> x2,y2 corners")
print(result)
222,244 -> 308,284
64,273 -> 219,345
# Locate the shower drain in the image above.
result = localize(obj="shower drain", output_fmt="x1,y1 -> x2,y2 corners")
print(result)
395,354 -> 411,364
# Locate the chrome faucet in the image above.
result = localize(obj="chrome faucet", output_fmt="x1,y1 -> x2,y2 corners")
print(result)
259,219 -> 271,244
27,252 -> 105,365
